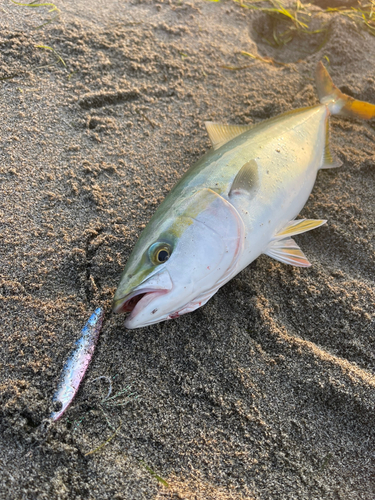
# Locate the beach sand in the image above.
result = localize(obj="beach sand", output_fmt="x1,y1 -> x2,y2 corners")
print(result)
0,0 -> 374,498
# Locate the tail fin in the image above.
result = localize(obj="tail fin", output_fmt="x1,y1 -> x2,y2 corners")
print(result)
315,61 -> 375,120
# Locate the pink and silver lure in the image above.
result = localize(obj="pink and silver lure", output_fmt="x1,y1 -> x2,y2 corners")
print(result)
50,308 -> 104,421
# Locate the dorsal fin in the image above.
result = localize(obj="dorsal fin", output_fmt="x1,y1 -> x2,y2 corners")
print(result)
229,159 -> 259,197
205,122 -> 253,150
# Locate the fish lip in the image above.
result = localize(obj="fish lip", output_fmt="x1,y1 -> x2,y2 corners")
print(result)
112,268 -> 173,315
112,288 -> 165,314
124,289 -> 170,328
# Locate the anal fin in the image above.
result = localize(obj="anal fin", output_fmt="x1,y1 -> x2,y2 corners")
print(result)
265,238 -> 311,267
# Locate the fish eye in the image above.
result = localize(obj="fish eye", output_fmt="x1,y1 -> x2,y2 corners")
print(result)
149,242 -> 172,265
157,249 -> 169,262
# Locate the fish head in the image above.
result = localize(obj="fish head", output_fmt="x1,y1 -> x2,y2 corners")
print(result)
112,188 -> 244,328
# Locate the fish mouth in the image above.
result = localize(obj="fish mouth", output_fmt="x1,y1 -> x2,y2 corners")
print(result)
113,290 -> 147,314
113,288 -> 167,315
112,268 -> 173,318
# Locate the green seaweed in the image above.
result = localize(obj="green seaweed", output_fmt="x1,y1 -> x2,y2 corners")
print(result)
35,44 -> 66,67
85,422 -> 123,456
232,0 -> 375,47
219,64 -> 253,70
241,50 -> 290,66
4,0 -> 67,80
10,0 -> 60,29
326,2 -> 375,36
11,0 -> 59,12
140,461 -> 170,488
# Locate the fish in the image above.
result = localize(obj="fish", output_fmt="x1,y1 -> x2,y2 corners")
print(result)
112,62 -> 375,329
50,308 -> 104,421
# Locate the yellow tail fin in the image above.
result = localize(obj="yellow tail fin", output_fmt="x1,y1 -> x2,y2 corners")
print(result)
315,62 -> 375,120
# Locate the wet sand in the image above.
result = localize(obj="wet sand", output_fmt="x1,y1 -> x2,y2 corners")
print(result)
0,0 -> 374,498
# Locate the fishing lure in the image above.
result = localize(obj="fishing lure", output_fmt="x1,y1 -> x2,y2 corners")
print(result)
50,308 -> 104,421
112,62 -> 375,329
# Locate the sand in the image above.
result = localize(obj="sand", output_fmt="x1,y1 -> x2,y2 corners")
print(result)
0,0 -> 374,498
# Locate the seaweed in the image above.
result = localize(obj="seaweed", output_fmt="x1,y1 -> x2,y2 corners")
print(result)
84,422 -> 123,456
233,0 -> 375,45
10,0 -> 60,29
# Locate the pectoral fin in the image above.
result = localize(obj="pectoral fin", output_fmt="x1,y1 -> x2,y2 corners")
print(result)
265,238 -> 311,267
229,159 -> 259,197
205,122 -> 253,150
